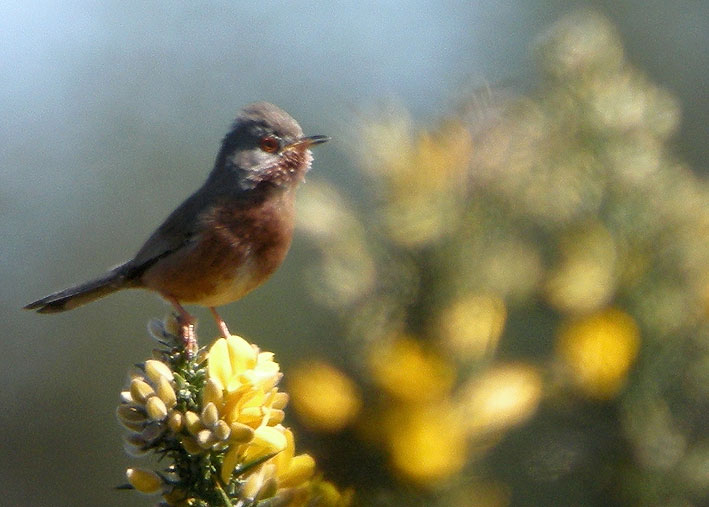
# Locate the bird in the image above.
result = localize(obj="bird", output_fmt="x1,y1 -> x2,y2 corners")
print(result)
25,102 -> 329,344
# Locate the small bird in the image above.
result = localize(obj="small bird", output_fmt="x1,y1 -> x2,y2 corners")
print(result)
25,102 -> 329,342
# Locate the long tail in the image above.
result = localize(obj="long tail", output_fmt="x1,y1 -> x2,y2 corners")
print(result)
24,262 -> 140,313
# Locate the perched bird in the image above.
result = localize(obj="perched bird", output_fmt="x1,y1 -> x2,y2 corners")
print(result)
25,102 -> 329,341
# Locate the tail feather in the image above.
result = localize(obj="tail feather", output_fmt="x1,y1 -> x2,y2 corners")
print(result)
24,263 -> 139,313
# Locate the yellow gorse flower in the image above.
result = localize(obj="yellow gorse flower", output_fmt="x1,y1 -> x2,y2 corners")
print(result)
385,403 -> 468,485
207,335 -> 283,427
437,294 -> 507,360
204,335 -> 306,485
557,308 -> 640,399
461,363 -> 543,436
118,319 -> 349,506
368,335 -> 455,403
207,335 -> 282,394
288,360 -> 362,433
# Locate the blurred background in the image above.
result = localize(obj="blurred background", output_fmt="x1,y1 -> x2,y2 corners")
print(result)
2,1 -> 708,506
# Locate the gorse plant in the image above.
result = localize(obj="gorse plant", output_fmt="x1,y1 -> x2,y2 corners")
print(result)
291,10 -> 709,506
118,317 -> 350,506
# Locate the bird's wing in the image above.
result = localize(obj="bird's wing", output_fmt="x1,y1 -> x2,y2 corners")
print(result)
131,189 -> 208,271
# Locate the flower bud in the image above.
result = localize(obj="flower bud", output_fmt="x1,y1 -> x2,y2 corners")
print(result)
213,420 -> 231,441
202,378 -> 224,407
181,436 -> 203,455
241,470 -> 266,500
184,411 -> 202,435
117,404 -> 146,423
267,409 -> 285,425
123,434 -> 148,457
147,318 -> 166,341
126,467 -> 163,494
256,477 -> 278,501
116,405 -> 147,432
272,392 -> 289,409
146,396 -> 168,422
164,314 -> 180,336
200,402 -> 219,428
167,410 -> 184,433
229,422 -> 255,443
144,359 -> 174,383
196,429 -> 214,449
141,421 -> 163,444
130,378 -> 155,404
156,376 -> 177,408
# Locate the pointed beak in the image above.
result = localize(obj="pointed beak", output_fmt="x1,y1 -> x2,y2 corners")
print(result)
285,135 -> 331,151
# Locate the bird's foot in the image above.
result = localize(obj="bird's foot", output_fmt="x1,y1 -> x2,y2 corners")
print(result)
179,320 -> 197,357
166,296 -> 198,357
210,307 -> 231,338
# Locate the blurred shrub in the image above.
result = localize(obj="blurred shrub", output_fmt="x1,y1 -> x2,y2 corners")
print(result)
293,10 -> 709,506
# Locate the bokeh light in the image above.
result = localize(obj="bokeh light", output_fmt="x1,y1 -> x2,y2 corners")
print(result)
556,308 -> 640,399
295,10 -> 709,505
288,361 -> 362,433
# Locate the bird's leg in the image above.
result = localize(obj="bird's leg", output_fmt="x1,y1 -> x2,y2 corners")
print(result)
210,307 -> 231,338
166,296 -> 197,356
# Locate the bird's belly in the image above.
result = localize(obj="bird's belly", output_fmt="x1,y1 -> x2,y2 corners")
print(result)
142,239 -> 288,307
142,231 -> 293,308
193,256 -> 263,307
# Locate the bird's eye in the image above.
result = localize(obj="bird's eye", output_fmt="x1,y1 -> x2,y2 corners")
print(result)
259,136 -> 280,153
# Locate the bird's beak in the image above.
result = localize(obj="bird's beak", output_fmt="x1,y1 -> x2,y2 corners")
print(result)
285,135 -> 331,151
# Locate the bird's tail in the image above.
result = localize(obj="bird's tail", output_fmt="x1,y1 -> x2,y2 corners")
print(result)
24,263 -> 139,313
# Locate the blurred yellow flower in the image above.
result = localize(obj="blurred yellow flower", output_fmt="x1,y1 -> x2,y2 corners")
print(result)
384,119 -> 472,207
290,10 -> 707,505
545,224 -> 617,314
448,481 -> 511,507
357,105 -> 415,178
536,9 -> 624,79
298,183 -> 378,307
461,363 -> 543,436
386,404 -> 468,485
384,121 -> 473,247
412,120 -> 473,189
438,294 -> 507,360
360,109 -> 473,192
358,111 -> 473,247
288,361 -> 362,432
557,308 -> 640,399
315,480 -> 355,507
369,336 -> 456,403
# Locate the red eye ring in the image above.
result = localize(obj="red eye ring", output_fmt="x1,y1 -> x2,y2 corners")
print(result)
259,136 -> 280,153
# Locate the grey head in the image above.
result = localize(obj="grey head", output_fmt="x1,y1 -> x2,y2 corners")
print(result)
210,102 -> 329,190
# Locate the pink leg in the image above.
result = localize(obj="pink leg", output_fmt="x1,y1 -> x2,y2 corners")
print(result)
210,307 -> 231,338
166,296 -> 197,355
